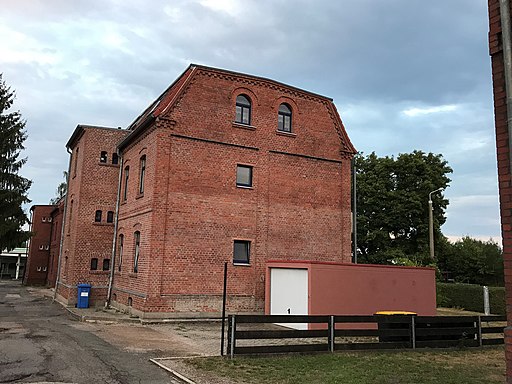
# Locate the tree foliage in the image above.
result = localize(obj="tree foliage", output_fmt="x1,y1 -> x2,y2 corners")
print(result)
0,74 -> 31,252
49,171 -> 68,204
355,151 -> 452,265
437,236 -> 503,286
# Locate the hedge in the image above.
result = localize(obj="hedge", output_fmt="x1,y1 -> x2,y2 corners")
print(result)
436,282 -> 505,315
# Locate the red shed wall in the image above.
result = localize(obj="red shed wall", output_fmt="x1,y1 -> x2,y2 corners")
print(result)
265,261 -> 436,316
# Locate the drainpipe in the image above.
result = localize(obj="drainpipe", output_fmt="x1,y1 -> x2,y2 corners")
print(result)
500,0 -> 512,172
352,157 -> 358,264
53,148 -> 73,301
105,154 -> 123,308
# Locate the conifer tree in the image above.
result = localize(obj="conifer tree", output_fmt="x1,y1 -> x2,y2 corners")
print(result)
0,74 -> 31,252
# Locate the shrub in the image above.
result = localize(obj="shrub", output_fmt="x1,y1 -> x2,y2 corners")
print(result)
436,282 -> 505,315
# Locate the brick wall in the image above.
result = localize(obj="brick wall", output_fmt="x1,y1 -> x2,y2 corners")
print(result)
24,205 -> 55,285
112,66 -> 355,317
487,0 -> 512,381
47,199 -> 64,287
56,126 -> 127,306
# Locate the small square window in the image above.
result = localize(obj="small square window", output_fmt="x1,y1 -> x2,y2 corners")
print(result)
100,151 -> 108,163
236,165 -> 253,188
233,240 -> 250,265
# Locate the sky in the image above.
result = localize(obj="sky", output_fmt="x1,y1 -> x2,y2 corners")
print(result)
0,0 -> 501,243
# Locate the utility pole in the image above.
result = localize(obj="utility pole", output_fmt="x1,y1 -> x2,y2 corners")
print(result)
428,188 -> 443,259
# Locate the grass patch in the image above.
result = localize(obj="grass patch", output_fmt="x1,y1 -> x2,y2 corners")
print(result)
186,347 -> 505,384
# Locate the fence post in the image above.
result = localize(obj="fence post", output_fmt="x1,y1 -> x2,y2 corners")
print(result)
230,315 -> 236,359
483,286 -> 490,315
329,316 -> 335,352
477,316 -> 483,347
411,315 -> 416,350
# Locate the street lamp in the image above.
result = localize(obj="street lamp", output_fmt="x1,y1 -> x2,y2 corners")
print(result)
428,188 -> 443,259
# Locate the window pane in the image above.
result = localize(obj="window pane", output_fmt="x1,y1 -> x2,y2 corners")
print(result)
236,165 -> 252,187
233,241 -> 250,264
242,107 -> 250,124
279,104 -> 291,114
235,105 -> 242,123
278,114 -> 284,130
236,95 -> 250,106
284,116 -> 291,132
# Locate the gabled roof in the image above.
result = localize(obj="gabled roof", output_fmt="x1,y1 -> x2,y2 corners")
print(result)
118,64 -> 356,155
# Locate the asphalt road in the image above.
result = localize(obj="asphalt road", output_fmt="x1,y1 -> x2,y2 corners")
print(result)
0,280 -> 175,384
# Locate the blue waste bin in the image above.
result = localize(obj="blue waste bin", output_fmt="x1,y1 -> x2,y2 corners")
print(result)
77,283 -> 91,308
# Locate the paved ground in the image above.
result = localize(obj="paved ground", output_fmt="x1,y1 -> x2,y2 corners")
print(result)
0,280 -> 184,383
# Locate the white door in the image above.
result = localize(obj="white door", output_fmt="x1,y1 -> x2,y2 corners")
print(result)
270,268 -> 308,330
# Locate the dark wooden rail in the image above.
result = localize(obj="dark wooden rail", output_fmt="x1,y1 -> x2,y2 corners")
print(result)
226,314 -> 505,357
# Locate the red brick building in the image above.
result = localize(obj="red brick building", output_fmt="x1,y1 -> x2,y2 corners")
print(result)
48,65 -> 355,316
488,1 -> 512,381
47,198 -> 65,287
24,205 -> 55,285
55,125 -> 127,305
109,65 -> 356,317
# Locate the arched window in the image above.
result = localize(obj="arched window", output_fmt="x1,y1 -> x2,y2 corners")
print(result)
278,103 -> 292,133
107,211 -> 114,223
235,95 -> 251,125
94,210 -> 102,222
134,231 -> 140,273
112,153 -> 119,165
139,155 -> 146,195
123,166 -> 129,201
118,234 -> 124,271
102,258 -> 110,271
90,258 -> 98,270
100,151 -> 108,163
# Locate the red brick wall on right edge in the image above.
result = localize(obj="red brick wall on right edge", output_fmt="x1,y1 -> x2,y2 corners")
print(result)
488,0 -> 512,381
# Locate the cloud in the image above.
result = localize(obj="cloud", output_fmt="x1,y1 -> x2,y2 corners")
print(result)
0,0 -> 499,240
402,105 -> 457,117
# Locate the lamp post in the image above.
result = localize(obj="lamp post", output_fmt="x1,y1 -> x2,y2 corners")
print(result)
428,188 -> 443,259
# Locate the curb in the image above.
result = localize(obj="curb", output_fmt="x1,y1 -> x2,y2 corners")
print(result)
150,358 -> 197,384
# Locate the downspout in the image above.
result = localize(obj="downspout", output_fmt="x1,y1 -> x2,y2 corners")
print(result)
53,148 -> 72,301
500,0 -> 512,172
105,154 -> 123,308
352,157 -> 357,264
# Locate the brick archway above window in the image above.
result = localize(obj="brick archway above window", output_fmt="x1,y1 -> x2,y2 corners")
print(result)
230,87 -> 259,106
272,96 -> 300,115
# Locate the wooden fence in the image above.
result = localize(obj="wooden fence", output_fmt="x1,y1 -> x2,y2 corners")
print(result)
226,314 -> 505,357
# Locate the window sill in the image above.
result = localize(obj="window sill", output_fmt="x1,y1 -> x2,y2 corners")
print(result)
92,222 -> 115,226
233,263 -> 251,267
136,193 -> 144,200
99,162 -> 120,167
128,272 -> 138,278
120,200 -> 127,206
236,185 -> 254,190
90,270 -> 109,275
276,130 -> 296,138
232,122 -> 256,131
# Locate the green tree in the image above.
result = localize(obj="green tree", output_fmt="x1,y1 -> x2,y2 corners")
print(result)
49,171 -> 68,204
0,74 -> 31,252
437,236 -> 503,286
355,151 -> 452,265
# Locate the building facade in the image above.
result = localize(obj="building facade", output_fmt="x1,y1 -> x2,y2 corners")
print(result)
110,65 -> 356,317
488,1 -> 512,381
55,125 -> 127,305
24,205 -> 55,285
39,65 -> 355,317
